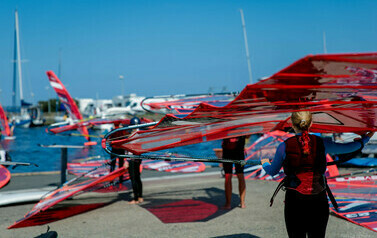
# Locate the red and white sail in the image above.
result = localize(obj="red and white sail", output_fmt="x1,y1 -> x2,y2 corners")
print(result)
105,53 -> 377,155
46,71 -> 90,141
0,103 -> 11,137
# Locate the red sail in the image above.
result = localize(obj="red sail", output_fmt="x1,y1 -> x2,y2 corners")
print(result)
0,103 -> 11,137
8,167 -> 127,229
104,53 -> 377,155
46,71 -> 90,141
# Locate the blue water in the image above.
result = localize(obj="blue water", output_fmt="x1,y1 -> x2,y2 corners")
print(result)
2,126 -> 222,173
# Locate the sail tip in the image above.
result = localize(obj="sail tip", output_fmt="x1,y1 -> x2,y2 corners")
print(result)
84,141 -> 97,147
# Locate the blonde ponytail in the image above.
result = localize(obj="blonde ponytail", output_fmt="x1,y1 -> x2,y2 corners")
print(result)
291,111 -> 312,131
291,111 -> 312,155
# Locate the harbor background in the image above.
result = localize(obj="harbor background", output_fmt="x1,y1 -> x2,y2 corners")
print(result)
3,124 -> 223,174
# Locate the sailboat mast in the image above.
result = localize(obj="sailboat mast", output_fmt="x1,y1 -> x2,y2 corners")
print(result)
58,48 -> 62,78
12,23 -> 17,108
15,10 -> 24,104
239,9 -> 253,84
323,31 -> 327,54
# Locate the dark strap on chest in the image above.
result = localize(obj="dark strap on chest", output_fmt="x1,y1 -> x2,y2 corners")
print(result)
269,177 -> 339,211
270,178 -> 286,207
325,177 -> 339,212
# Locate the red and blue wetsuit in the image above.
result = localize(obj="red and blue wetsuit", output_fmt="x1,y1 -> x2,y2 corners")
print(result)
262,134 -> 369,176
262,133 -> 370,238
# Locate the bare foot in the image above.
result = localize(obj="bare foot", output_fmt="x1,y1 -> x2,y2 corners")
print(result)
128,200 -> 139,204
240,203 -> 246,209
138,198 -> 144,203
222,204 -> 231,210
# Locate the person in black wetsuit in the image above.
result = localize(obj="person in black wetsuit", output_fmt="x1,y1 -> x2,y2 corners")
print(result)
127,117 -> 144,204
109,122 -> 126,182
262,111 -> 374,238
222,136 -> 246,209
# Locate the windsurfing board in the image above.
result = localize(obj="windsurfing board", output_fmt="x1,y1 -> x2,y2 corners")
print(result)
0,187 -> 56,206
38,144 -> 85,149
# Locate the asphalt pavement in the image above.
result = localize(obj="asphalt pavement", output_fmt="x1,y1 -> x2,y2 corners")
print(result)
0,169 -> 376,238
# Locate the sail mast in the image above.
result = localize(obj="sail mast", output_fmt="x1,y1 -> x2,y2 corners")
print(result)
323,31 -> 327,54
239,9 -> 253,84
15,10 -> 24,104
12,18 -> 17,108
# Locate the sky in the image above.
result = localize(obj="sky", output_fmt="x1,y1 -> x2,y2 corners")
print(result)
0,0 -> 377,106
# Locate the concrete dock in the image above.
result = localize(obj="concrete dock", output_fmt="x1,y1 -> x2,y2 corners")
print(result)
0,170 -> 376,238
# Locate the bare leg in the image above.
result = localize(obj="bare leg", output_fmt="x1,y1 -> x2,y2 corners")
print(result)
237,173 -> 246,208
223,173 -> 232,209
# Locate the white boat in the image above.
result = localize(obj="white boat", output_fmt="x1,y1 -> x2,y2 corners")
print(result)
112,94 -> 147,115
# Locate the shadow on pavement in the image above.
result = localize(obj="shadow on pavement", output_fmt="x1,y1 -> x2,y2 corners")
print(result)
33,226 -> 58,238
211,234 -> 260,238
140,187 -> 240,223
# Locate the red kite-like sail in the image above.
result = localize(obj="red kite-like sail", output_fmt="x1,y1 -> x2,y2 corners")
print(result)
46,71 -> 153,138
104,53 -> 377,155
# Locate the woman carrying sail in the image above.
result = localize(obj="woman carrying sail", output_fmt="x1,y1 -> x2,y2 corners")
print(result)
261,111 -> 374,238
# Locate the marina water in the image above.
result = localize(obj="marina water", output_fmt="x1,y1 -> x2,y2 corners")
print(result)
3,126 -> 222,173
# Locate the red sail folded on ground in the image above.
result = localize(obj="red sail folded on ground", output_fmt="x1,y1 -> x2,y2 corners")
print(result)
327,175 -> 377,232
8,167 -> 127,229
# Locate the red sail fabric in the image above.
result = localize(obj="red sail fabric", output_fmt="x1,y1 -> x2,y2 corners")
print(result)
0,165 -> 11,189
142,159 -> 206,173
67,160 -> 133,178
0,103 -> 11,137
68,157 -> 204,176
8,167 -> 127,229
48,117 -> 152,134
105,53 -> 377,155
327,175 -> 377,232
142,93 -> 236,115
46,71 -> 90,141
47,118 -> 153,136
48,118 -> 131,134
243,131 -> 339,180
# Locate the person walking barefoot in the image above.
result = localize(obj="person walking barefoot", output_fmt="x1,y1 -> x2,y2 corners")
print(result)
222,136 -> 246,209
